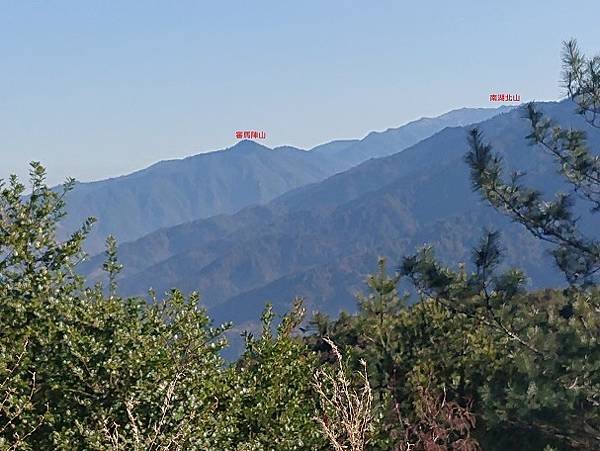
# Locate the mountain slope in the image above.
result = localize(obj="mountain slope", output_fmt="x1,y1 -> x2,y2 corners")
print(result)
78,100 -> 600,327
314,105 -> 515,167
61,107 -> 509,254
60,141 -> 336,253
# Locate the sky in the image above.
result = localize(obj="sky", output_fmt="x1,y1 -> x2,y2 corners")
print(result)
1,1 -> 600,186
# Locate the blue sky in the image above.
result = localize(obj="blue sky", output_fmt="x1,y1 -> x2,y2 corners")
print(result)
1,1 -> 599,185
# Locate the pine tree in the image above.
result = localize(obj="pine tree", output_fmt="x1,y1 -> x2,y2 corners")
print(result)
401,40 -> 600,449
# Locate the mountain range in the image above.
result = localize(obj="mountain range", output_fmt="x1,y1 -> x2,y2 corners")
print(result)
78,100 -> 599,329
59,106 -> 511,254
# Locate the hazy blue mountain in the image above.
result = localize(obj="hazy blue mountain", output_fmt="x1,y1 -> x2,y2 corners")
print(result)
60,140 -> 336,253
79,100 -> 598,328
60,107 -> 509,254
313,106 -> 515,168
308,139 -> 359,153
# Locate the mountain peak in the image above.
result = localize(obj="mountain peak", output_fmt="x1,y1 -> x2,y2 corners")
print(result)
229,140 -> 271,152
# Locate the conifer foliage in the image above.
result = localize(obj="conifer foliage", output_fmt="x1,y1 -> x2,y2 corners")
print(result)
400,39 -> 600,449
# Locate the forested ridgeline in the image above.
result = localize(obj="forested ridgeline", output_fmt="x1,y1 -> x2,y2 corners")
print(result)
1,41 -> 599,450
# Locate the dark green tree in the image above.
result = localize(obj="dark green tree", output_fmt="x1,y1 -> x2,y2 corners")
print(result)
401,40 -> 600,450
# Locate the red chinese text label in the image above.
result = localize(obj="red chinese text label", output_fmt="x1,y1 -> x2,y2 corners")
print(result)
489,93 -> 521,102
235,130 -> 267,139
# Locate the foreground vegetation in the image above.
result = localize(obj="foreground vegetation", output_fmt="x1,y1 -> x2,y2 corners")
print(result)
1,40 -> 599,450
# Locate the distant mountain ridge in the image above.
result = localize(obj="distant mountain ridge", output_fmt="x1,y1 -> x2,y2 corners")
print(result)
60,140 -> 335,253
312,105 -> 515,166
79,100 -> 596,329
60,105 -> 511,254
